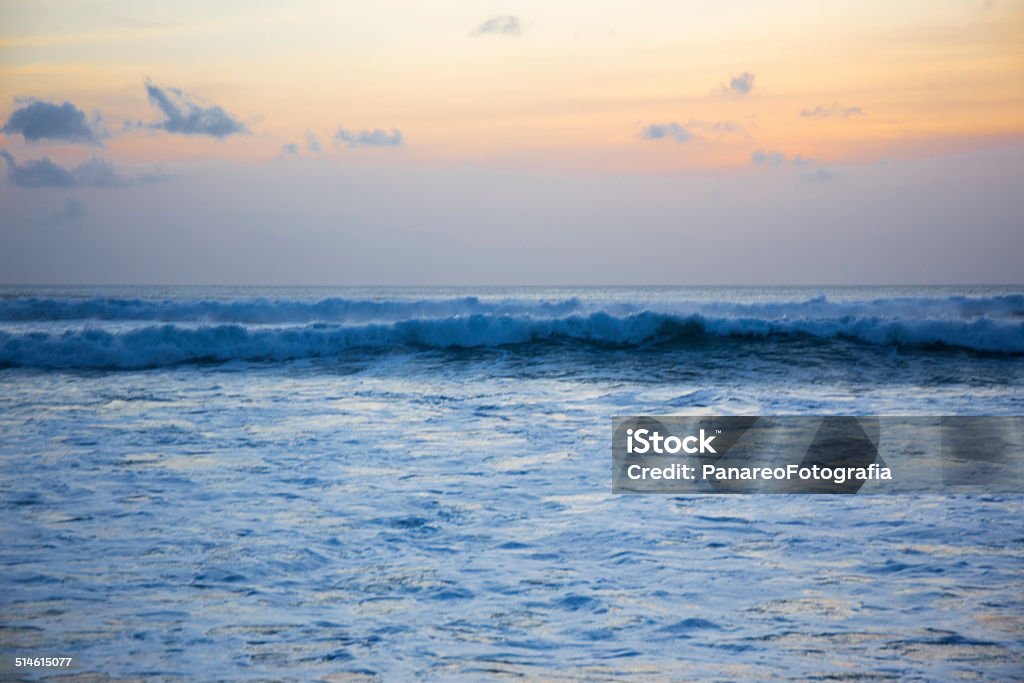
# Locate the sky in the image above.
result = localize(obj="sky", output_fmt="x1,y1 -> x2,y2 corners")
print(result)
0,0 -> 1022,285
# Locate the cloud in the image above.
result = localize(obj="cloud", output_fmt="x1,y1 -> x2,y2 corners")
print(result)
335,127 -> 403,148
306,131 -> 322,153
471,16 -> 521,36
639,120 -> 744,143
38,198 -> 87,227
280,143 -> 299,157
801,168 -> 838,182
72,157 -> 137,186
638,122 -> 692,143
751,149 -> 785,165
143,80 -> 247,138
751,150 -> 811,166
800,103 -> 865,119
727,72 -> 755,95
1,150 -> 166,188
688,120 -> 746,137
2,99 -> 103,144
1,150 -> 73,187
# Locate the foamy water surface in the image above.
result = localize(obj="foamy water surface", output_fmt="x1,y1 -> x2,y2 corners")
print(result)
2,286 -> 1022,680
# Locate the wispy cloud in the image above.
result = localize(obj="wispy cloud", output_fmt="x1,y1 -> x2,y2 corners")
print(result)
279,143 -> 299,157
38,198 -> 87,227
2,99 -> 104,145
639,120 -> 744,143
800,103 -> 865,119
1,150 -> 166,188
142,80 -> 247,138
638,122 -> 693,143
306,131 -> 322,153
471,16 -> 521,36
751,149 -> 811,166
335,127 -> 403,148
801,168 -> 838,182
688,120 -> 746,137
749,149 -> 834,179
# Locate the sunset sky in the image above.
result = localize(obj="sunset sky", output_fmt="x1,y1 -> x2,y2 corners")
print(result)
1,0 -> 1022,284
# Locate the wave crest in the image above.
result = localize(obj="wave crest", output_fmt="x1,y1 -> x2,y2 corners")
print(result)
0,296 -> 585,323
1,293 -> 1021,324
1,311 -> 1021,369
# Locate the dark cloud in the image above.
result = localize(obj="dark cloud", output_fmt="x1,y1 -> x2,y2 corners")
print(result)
143,80 -> 247,138
471,16 -> 521,36
306,131 -> 322,153
2,99 -> 103,144
801,103 -> 865,119
280,143 -> 299,156
728,72 -> 755,95
638,122 -> 692,143
1,150 -> 167,188
1,150 -> 74,187
335,127 -> 403,148
751,150 -> 811,166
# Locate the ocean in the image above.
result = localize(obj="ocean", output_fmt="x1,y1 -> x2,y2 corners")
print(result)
1,285 -> 1022,680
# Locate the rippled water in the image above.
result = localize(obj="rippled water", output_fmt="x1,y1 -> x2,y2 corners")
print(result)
1,286 -> 1023,680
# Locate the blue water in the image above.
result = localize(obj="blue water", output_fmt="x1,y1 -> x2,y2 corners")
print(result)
1,286 -> 1023,680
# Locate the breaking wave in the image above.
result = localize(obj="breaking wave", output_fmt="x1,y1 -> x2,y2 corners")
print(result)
1,308 -> 1021,369
0,293 -> 1021,324
0,296 -> 585,323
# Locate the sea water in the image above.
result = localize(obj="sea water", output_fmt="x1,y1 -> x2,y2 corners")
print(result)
1,286 -> 1022,680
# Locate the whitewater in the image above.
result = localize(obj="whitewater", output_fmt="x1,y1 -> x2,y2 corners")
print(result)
1,285 -> 1022,680
2,286 -> 1023,369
